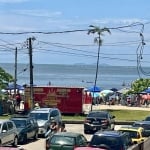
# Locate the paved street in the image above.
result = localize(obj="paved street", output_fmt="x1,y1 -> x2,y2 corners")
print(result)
19,124 -> 122,150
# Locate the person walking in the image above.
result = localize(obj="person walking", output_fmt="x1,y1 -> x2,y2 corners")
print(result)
60,122 -> 67,132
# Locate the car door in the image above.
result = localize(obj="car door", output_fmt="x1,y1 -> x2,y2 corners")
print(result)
30,119 -> 36,137
78,135 -> 88,147
7,121 -> 15,143
1,122 -> 9,144
26,119 -> 33,138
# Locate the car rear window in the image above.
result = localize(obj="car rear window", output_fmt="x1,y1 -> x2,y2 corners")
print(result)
50,135 -> 75,146
133,123 -> 150,130
120,130 -> 139,138
90,135 -> 120,146
30,113 -> 48,120
88,112 -> 107,118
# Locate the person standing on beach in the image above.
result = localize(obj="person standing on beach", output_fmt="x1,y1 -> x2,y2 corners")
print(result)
16,91 -> 21,110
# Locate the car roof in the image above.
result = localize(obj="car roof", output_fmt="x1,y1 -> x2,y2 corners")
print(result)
52,132 -> 85,137
0,119 -> 11,123
134,121 -> 150,125
89,110 -> 108,113
30,107 -> 57,113
119,126 -> 143,131
10,114 -> 34,120
94,130 -> 125,137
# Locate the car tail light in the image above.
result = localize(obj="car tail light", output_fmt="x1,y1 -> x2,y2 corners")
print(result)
101,119 -> 109,124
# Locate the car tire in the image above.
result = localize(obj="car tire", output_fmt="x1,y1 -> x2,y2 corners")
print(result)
12,136 -> 18,147
23,134 -> 28,144
84,130 -> 88,134
34,132 -> 38,140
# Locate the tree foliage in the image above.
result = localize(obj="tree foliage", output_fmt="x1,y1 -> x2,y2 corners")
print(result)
128,78 -> 150,94
0,67 -> 14,89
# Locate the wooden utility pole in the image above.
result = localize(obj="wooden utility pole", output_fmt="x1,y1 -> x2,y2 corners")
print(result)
28,37 -> 34,109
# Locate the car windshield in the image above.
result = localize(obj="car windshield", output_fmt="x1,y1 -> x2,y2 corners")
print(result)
50,135 -> 75,146
120,130 -> 139,138
133,123 -> 150,130
145,117 -> 150,121
30,113 -> 48,120
88,112 -> 107,118
90,135 -> 120,147
12,119 -> 26,128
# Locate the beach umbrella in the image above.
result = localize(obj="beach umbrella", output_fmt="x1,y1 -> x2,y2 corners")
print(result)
144,88 -> 150,93
99,89 -> 114,97
117,87 -> 130,94
88,86 -> 101,92
5,84 -> 24,90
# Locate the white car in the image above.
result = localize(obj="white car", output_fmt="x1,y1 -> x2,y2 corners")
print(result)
0,119 -> 18,147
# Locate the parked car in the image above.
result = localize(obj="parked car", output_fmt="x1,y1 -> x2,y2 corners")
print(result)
118,126 -> 146,144
0,119 -> 18,147
89,130 -> 132,150
144,116 -> 150,121
10,115 -> 39,144
29,108 -> 62,136
132,120 -> 150,137
84,110 -> 115,134
46,132 -> 88,150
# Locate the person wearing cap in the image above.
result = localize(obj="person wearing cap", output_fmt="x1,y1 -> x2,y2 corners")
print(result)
34,103 -> 40,109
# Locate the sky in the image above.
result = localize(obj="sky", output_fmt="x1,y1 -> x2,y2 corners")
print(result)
0,0 -> 150,66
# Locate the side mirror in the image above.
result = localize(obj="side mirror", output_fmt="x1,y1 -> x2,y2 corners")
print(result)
50,117 -> 54,120
2,130 -> 7,133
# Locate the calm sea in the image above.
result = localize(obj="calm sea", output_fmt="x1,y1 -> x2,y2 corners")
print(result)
0,63 -> 149,90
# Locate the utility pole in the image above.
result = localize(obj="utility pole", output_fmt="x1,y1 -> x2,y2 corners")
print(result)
28,37 -> 34,110
14,47 -> 17,98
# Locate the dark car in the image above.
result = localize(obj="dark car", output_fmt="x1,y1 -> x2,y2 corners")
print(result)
133,121 -> 150,137
84,111 -> 115,134
10,116 -> 39,144
144,116 -> 150,121
89,130 -> 132,150
46,132 -> 88,150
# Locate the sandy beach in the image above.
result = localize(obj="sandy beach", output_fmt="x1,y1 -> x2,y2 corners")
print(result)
93,104 -> 150,111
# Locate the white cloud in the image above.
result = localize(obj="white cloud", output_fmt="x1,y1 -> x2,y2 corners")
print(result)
13,9 -> 62,18
0,0 -> 29,3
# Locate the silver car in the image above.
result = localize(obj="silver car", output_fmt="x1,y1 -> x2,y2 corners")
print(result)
29,108 -> 62,136
0,119 -> 18,147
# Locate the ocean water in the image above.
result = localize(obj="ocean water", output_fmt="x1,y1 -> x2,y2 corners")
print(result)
0,63 -> 149,90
